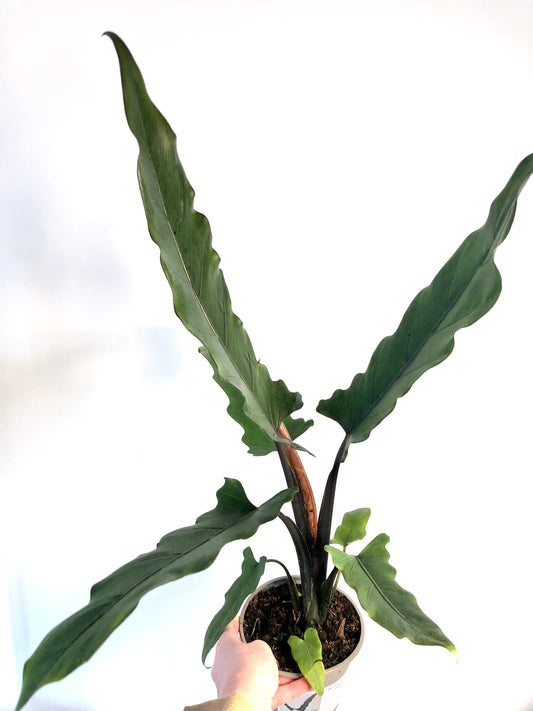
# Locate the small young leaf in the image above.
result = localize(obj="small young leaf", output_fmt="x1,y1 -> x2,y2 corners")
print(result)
318,153 -> 533,459
326,537 -> 456,652
15,480 -> 296,711
288,628 -> 325,696
331,508 -> 371,547
106,32 -> 305,452
202,547 -> 266,664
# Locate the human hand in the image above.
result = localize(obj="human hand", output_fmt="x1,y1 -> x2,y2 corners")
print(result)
211,618 -> 313,711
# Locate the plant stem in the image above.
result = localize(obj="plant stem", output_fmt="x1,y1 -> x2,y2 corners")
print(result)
278,423 -> 318,545
331,566 -> 342,597
266,559 -> 300,612
279,513 -> 320,625
315,435 -> 347,587
275,441 -> 314,551
318,566 -> 340,622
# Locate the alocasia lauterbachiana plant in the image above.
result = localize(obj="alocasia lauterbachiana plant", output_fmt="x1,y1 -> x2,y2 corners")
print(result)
15,32 -> 533,707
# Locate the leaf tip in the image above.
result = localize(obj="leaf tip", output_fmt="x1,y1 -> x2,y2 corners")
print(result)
102,30 -> 119,43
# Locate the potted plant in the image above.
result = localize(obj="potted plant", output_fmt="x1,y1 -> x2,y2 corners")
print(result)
14,32 -> 533,710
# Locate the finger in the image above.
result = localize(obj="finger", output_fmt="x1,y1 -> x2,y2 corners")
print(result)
272,677 -> 313,707
277,677 -> 295,686
219,617 -> 240,641
214,618 -> 241,657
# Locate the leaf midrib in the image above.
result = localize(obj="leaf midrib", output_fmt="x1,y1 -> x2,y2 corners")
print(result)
131,85 -> 277,439
26,501 -> 280,695
346,205 -> 511,439
353,555 -> 414,630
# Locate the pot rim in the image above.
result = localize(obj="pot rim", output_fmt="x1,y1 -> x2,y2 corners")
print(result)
239,575 -> 365,680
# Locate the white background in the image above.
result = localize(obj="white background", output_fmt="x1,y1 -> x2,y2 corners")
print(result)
1,1 -> 532,710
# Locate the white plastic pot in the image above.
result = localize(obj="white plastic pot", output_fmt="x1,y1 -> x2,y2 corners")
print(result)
240,577 -> 365,711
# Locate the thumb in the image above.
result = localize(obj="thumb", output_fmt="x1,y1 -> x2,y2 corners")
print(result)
223,617 -> 241,638
216,617 -> 241,650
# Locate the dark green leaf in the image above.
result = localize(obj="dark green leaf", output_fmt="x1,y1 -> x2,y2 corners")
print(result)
288,627 -> 325,696
106,32 -> 304,449
200,347 -> 313,455
331,508 -> 371,547
16,479 -> 296,710
317,154 -> 533,458
284,414 -> 315,443
202,547 -> 266,664
326,536 -> 456,652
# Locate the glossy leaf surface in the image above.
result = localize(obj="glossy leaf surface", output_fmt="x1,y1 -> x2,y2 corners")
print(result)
16,479 -> 296,710
202,547 -> 266,664
201,346 -> 313,454
288,627 -> 325,696
326,536 -> 456,652
331,508 -> 371,547
318,153 -> 533,457
106,32 -> 304,451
